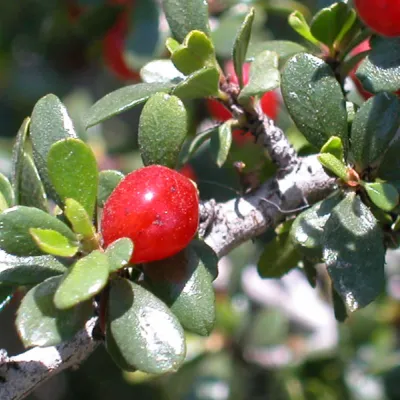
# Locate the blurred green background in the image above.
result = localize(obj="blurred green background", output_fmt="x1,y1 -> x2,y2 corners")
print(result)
1,0 -> 400,399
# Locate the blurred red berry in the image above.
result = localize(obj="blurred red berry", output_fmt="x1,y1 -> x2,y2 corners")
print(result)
103,8 -> 140,81
349,39 -> 373,100
354,0 -> 400,37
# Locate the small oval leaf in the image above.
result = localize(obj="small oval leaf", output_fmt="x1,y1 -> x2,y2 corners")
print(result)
30,228 -> 79,258
364,182 -> 399,212
378,138 -> 400,181
138,92 -> 188,168
320,136 -> 344,161
290,194 -> 342,261
172,67 -> 220,99
356,37 -> 400,94
47,138 -> 98,218
16,276 -> 92,347
210,121 -> 233,167
64,198 -> 96,239
98,170 -> 125,207
351,92 -> 400,171
30,94 -> 78,200
288,11 -> 319,45
54,250 -> 109,310
0,250 -> 66,285
11,117 -> 30,203
170,30 -> 217,75
163,0 -> 210,43
0,173 -> 14,209
105,238 -> 134,272
106,278 -> 186,374
281,53 -> 348,150
317,153 -> 349,181
85,82 -> 174,128
323,193 -> 385,312
233,8 -> 255,88
238,50 -> 280,103
0,206 -> 76,257
144,244 -> 216,336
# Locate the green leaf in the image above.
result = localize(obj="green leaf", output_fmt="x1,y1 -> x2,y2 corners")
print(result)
97,170 -> 124,207
320,136 -> 344,161
190,239 -> 218,281
258,230 -> 301,278
238,50 -> 280,103
145,244 -> 215,336
54,250 -> 109,310
172,67 -> 220,100
0,193 -> 9,214
290,194 -> 342,261
356,37 -> 400,93
378,138 -> 400,181
232,8 -> 255,88
318,153 -> 349,181
281,53 -> 348,150
18,153 -> 48,211
105,238 -> 134,272
169,30 -> 217,75
247,40 -> 306,67
11,116 -> 47,211
11,117 -> 30,204
0,206 -> 76,257
30,228 -> 79,258
16,276 -> 92,347
30,94 -> 78,201
180,125 -> 219,164
85,82 -> 174,128
138,92 -> 188,168
310,3 -> 355,49
351,93 -> 400,171
140,60 -> 184,84
106,278 -> 186,373
0,250 -> 67,285
163,0 -> 210,43
323,193 -> 385,311
363,182 -> 399,212
47,138 -> 98,217
210,121 -> 233,167
0,173 -> 14,209
288,11 -> 319,46
64,198 -> 96,238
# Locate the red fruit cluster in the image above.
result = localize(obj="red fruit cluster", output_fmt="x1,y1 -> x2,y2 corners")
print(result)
354,0 -> 400,37
101,165 -> 199,264
206,61 -> 278,145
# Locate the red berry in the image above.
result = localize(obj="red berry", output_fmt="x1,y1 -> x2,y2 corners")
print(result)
354,0 -> 400,37
103,11 -> 140,81
101,165 -> 199,264
260,90 -> 279,120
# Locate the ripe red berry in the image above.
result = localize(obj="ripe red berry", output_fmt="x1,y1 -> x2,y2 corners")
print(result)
103,11 -> 140,81
354,0 -> 400,37
101,165 -> 199,264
